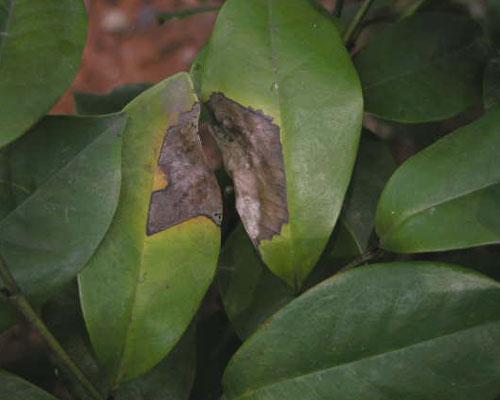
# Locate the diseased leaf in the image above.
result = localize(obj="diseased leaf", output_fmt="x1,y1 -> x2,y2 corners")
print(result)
376,108 -> 500,253
0,370 -> 58,400
74,83 -> 153,115
223,263 -> 500,400
201,0 -> 363,288
354,13 -> 488,123
219,222 -> 360,340
0,0 -> 87,148
0,114 -> 125,332
483,57 -> 500,110
79,73 -> 222,385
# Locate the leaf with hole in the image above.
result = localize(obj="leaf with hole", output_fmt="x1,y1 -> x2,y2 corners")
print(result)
201,0 -> 363,289
223,262 -> 500,400
78,73 -> 222,385
0,0 -> 87,148
376,108 -> 500,253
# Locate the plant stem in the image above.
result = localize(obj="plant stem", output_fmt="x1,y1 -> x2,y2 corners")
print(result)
0,256 -> 103,400
343,0 -> 376,46
334,0 -> 345,17
339,247 -> 384,273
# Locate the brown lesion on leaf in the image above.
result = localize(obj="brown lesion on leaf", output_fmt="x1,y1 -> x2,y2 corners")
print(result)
206,93 -> 289,246
147,104 -> 223,236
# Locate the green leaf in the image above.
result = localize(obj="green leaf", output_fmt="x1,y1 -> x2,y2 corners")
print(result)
483,57 -> 500,110
376,108 -> 500,253
341,134 -> 396,251
220,222 -> 360,340
74,83 -> 153,115
0,0 -> 87,148
43,283 -> 196,400
0,114 -> 125,330
223,262 -> 500,400
0,370 -> 58,400
78,73 -> 222,385
354,13 -> 488,123
201,0 -> 363,288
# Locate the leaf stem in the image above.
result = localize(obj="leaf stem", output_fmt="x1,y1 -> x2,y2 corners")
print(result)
0,256 -> 104,400
343,0 -> 376,46
339,247 -> 384,273
334,0 -> 345,17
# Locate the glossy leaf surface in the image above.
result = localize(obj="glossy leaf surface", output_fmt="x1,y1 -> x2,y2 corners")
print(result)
376,108 -> 500,253
0,0 -> 87,147
201,0 -> 363,288
0,370 -> 58,400
79,73 -> 221,385
224,263 -> 500,400
0,115 -> 125,330
354,13 -> 487,123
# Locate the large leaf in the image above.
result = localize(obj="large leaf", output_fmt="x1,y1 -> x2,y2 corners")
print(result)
79,73 -> 222,385
354,13 -> 487,123
0,0 -> 87,148
219,222 -> 360,340
223,262 -> 500,400
376,108 -> 500,253
0,114 -> 125,331
0,370 -> 58,400
201,0 -> 363,288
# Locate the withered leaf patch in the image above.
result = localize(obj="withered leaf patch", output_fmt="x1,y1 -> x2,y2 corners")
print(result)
147,104 -> 222,235
207,93 -> 289,246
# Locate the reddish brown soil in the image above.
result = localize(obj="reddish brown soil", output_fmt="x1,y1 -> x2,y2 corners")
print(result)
52,0 -> 223,114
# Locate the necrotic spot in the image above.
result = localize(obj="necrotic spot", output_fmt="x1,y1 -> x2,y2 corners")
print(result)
146,104 -> 222,235
206,93 -> 289,245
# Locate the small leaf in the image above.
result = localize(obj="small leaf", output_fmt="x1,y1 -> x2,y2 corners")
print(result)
74,83 -> 153,115
483,57 -> 500,110
0,114 -> 125,331
0,370 -> 58,400
220,222 -> 361,340
201,0 -> 363,288
341,134 -> 396,251
0,0 -> 87,147
223,263 -> 500,400
354,13 -> 488,123
376,108 -> 500,253
79,73 -> 222,385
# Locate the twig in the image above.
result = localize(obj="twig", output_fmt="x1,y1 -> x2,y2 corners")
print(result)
0,256 -> 104,400
343,0 -> 376,46
339,247 -> 384,273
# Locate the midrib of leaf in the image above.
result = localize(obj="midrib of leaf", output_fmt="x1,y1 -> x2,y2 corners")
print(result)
113,117 -> 172,385
363,34 -> 482,91
382,179 -> 500,242
0,120 -> 121,233
231,317 -> 500,399
265,1 -> 299,286
0,0 -> 14,65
